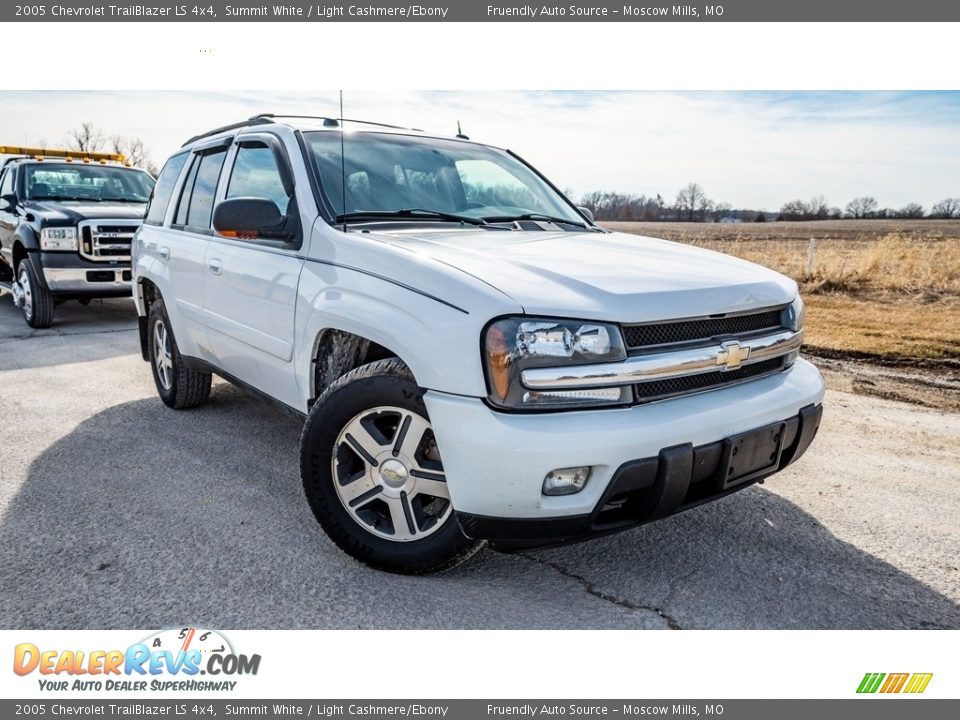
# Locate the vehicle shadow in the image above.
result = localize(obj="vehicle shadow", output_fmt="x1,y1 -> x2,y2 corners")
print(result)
1,385 -> 957,630
0,296 -> 138,370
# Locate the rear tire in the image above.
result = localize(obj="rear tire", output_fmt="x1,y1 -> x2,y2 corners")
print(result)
147,298 -> 211,409
16,259 -> 54,329
300,358 -> 480,574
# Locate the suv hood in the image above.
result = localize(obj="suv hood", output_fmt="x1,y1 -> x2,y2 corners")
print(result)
25,201 -> 147,223
365,227 -> 797,322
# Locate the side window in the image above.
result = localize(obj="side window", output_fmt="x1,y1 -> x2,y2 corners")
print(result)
186,149 -> 228,231
173,156 -> 200,227
172,148 -> 227,233
144,153 -> 188,226
0,168 -> 14,197
226,143 -> 290,214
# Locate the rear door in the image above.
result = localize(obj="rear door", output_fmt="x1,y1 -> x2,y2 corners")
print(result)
158,142 -> 229,358
201,133 -> 305,409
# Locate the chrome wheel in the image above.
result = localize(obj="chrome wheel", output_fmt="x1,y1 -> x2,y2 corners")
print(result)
15,265 -> 32,321
153,319 -> 174,391
332,406 -> 452,542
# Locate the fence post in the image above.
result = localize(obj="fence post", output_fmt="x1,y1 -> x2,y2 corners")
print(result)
806,238 -> 817,279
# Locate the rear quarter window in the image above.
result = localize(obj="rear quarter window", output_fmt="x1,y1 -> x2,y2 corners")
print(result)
144,152 -> 189,226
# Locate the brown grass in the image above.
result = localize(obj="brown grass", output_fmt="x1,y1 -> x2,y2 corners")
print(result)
604,219 -> 960,362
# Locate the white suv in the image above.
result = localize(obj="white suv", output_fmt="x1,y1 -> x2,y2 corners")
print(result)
133,114 -> 824,573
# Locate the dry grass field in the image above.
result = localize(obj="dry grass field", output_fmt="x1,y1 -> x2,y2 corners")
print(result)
604,219 -> 960,366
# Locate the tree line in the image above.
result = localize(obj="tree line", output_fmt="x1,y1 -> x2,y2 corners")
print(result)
578,183 -> 960,222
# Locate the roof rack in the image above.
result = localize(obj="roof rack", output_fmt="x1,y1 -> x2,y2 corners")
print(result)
181,114 -> 426,147
0,145 -> 127,164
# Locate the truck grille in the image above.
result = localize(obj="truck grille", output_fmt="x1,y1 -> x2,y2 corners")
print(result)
623,309 -> 784,350
79,220 -> 140,262
634,357 -> 786,403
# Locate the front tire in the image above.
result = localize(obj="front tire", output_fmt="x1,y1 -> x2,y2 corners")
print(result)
147,299 -> 211,409
15,259 -> 54,329
300,358 -> 480,574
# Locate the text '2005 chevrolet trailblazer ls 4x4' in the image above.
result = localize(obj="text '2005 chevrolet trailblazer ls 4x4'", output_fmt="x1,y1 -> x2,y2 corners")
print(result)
132,115 -> 824,573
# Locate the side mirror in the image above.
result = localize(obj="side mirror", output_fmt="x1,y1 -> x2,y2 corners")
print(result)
212,197 -> 292,240
577,206 -> 594,223
1,193 -> 16,210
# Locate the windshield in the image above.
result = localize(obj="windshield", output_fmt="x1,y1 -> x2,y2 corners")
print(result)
305,131 -> 583,224
24,163 -> 155,203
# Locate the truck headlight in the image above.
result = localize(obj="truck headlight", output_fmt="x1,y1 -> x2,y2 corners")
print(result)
785,295 -> 806,332
40,227 -> 78,251
483,316 -> 631,410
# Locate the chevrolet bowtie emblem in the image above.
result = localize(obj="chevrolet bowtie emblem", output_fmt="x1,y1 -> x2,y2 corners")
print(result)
716,341 -> 751,370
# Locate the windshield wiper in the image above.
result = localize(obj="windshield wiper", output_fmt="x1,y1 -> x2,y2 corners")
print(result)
31,196 -> 103,202
482,212 -> 591,229
335,208 -> 487,226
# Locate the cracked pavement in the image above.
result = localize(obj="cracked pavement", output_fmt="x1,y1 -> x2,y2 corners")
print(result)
1,297 -> 958,629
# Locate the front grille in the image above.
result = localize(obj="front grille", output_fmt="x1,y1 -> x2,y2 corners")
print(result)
623,309 -> 784,350
634,357 -> 785,403
79,220 -> 139,262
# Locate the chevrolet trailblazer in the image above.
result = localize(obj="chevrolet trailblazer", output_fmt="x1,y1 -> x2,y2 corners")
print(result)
132,114 -> 824,573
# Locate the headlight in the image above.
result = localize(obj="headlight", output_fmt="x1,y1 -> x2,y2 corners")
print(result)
483,316 -> 631,410
785,295 -> 806,332
40,227 -> 78,251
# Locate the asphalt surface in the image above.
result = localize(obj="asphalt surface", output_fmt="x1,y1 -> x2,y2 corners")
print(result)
1,296 -> 958,629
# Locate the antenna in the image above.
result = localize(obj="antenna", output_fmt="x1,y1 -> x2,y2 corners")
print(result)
339,90 -> 347,232
456,121 -> 469,140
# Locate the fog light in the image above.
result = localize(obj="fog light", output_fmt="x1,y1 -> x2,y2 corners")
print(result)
542,466 -> 591,496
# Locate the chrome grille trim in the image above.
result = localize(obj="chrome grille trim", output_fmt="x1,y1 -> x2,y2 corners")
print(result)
78,219 -> 140,262
521,329 -> 803,391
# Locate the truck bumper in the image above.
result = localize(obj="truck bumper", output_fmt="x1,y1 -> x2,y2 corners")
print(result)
423,358 -> 825,548
39,252 -> 131,296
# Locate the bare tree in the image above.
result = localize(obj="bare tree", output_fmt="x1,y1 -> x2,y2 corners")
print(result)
897,203 -> 925,219
111,135 -> 159,175
930,198 -> 960,219
675,183 -> 708,222
778,199 -> 810,221
845,196 -> 879,219
67,122 -> 105,152
808,195 -> 830,219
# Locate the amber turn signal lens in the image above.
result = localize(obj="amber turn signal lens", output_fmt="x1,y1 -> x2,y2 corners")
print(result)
486,324 -> 511,402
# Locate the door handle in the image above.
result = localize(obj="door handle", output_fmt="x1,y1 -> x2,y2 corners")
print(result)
208,258 -> 223,276
158,246 -> 170,261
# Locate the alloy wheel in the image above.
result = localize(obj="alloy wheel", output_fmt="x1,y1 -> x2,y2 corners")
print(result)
331,406 -> 452,542
153,320 -> 174,390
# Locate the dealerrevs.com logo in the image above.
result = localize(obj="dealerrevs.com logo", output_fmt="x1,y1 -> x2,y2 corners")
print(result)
857,673 -> 933,694
13,627 -> 261,692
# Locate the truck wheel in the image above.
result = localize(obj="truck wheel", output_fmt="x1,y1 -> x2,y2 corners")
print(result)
300,358 -> 480,574
15,259 -> 54,329
147,299 -> 211,409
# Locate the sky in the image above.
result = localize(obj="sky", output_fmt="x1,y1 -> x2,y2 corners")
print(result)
1,90 -> 958,211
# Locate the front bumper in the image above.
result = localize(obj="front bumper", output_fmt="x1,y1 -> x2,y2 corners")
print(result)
460,403 -> 821,549
423,358 -> 825,547
39,252 -> 131,295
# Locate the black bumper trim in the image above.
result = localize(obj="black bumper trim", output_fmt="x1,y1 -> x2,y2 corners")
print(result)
456,403 -> 823,550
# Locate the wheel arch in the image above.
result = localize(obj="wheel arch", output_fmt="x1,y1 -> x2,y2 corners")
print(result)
309,327 -> 412,404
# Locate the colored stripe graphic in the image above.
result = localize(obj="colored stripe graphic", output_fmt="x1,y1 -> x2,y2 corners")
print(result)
881,673 -> 909,693
904,673 -> 933,694
857,672 -> 932,694
857,673 -> 885,693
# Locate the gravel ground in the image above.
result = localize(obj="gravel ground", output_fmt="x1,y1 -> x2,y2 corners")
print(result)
1,297 -> 958,629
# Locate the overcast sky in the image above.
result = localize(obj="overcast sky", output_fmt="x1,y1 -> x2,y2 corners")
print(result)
2,90 -> 957,210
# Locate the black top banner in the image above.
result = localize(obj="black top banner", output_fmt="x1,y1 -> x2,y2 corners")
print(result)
6,0 -> 960,22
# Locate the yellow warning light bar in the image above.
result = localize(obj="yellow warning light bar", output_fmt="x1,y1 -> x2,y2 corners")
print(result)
0,145 -> 127,164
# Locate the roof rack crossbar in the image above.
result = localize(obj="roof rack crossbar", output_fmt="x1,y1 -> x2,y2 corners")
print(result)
181,116 -> 274,147
251,113 -> 424,133
181,113 -> 429,148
